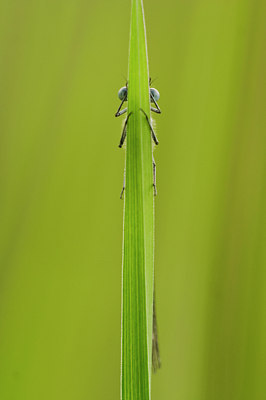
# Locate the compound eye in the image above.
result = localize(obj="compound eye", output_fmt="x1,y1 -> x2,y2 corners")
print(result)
150,88 -> 160,102
118,86 -> 127,101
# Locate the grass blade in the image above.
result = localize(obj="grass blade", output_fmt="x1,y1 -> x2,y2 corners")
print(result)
121,0 -> 154,399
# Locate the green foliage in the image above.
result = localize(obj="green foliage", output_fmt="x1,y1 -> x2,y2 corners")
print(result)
121,1 -> 154,399
0,1 -> 265,400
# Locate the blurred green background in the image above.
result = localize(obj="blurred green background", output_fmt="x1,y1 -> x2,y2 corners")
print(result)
0,0 -> 265,399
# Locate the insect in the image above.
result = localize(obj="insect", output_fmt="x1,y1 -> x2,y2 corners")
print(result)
115,78 -> 161,199
115,78 -> 162,372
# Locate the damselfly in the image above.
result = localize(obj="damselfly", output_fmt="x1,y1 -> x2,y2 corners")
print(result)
115,78 -> 162,372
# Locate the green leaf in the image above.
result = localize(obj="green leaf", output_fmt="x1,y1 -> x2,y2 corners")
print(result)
121,0 -> 154,399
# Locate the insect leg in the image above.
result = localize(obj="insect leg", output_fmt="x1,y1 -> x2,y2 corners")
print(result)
153,155 -> 157,196
151,107 -> 161,114
139,108 -> 159,145
115,96 -> 127,117
118,112 -> 133,148
116,107 -> 127,117
120,168 -> 126,199
150,92 -> 161,114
